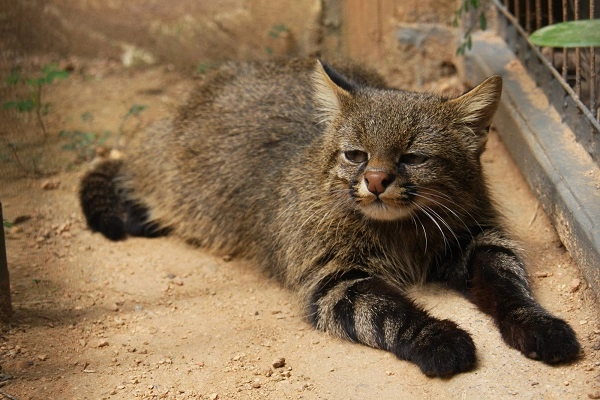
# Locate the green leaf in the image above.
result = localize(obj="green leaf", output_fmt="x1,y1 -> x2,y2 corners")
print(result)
196,63 -> 214,74
3,220 -> 13,228
479,13 -> 487,31
41,64 -> 58,74
529,19 -> 600,47
45,70 -> 69,84
6,71 -> 20,85
25,78 -> 42,86
3,99 -> 35,112
81,111 -> 94,123
268,23 -> 289,38
127,104 -> 147,116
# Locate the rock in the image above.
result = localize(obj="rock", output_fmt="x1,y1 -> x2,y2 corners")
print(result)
588,392 -> 600,399
14,360 -> 33,370
97,340 -> 109,348
569,279 -> 581,293
272,357 -> 286,369
41,179 -> 60,190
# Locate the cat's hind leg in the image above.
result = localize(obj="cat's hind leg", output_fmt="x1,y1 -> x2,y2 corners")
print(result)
307,269 -> 476,377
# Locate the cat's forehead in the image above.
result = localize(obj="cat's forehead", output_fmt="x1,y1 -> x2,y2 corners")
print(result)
344,89 -> 449,146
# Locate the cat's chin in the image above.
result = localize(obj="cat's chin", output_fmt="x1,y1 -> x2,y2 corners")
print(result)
360,203 -> 414,221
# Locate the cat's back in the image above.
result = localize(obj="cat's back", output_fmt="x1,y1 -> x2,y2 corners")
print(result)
123,59 -> 329,256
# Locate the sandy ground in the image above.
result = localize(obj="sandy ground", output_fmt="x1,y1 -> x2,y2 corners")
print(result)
0,60 -> 599,400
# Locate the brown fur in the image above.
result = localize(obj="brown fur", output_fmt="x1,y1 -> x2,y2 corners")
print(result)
79,58 -> 580,376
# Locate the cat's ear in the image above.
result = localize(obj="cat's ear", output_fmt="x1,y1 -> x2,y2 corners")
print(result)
448,75 -> 502,132
312,60 -> 355,125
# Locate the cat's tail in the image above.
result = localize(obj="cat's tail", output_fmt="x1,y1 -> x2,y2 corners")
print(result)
79,159 -> 128,241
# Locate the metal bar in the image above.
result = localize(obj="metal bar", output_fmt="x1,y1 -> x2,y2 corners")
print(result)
562,0 -> 568,81
525,0 -> 532,32
575,0 -> 581,98
493,0 -> 600,134
591,0 -> 597,121
535,0 -> 542,29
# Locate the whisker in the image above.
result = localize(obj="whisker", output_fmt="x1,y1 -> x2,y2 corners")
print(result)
411,185 -> 484,232
411,192 -> 473,240
414,203 -> 450,253
421,204 -> 463,256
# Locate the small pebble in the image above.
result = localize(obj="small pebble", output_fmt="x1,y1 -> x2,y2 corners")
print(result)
272,357 -> 286,368
569,279 -> 581,293
41,179 -> 60,190
589,392 -> 600,400
97,340 -> 109,348
37,354 -> 48,361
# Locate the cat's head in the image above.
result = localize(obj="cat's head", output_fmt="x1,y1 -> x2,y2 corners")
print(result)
312,60 -> 502,222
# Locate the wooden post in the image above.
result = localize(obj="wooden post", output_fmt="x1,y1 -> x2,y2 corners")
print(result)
342,0 -> 396,64
0,203 -> 13,323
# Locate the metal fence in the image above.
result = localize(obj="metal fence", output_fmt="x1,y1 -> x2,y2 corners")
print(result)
492,0 -> 600,165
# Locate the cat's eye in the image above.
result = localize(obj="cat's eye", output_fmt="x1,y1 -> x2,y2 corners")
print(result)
343,150 -> 368,164
399,153 -> 428,166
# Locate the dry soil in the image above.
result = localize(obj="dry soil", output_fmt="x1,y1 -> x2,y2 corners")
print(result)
0,58 -> 599,400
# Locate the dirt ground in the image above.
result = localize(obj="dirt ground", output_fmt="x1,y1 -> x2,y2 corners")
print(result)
0,58 -> 599,400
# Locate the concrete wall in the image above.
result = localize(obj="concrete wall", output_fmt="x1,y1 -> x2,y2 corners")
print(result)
2,0 -> 327,70
2,0 -> 459,86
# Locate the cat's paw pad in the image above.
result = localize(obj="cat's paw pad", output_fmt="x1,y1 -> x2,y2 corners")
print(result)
501,313 -> 580,364
411,319 -> 476,377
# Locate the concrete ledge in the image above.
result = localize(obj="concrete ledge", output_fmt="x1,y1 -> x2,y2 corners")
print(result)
465,32 -> 600,297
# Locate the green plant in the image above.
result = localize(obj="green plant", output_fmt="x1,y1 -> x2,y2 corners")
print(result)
529,19 -> 600,47
265,23 -> 290,55
3,64 -> 70,137
59,128 -> 111,162
2,220 -> 12,229
453,0 -> 488,55
196,63 -> 216,74
60,105 -> 147,163
118,104 -> 147,137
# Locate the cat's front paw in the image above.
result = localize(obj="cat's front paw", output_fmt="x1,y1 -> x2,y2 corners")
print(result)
500,312 -> 580,364
408,319 -> 476,377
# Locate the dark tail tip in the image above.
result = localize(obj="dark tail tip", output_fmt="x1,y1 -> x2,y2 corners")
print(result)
79,160 -> 127,241
96,215 -> 127,241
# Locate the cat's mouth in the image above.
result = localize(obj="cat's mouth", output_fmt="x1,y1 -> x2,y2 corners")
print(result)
359,197 -> 415,221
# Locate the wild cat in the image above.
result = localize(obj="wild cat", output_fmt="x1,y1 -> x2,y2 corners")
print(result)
79,58 -> 580,376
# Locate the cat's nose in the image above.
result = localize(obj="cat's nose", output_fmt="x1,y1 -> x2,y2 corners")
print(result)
364,171 -> 392,195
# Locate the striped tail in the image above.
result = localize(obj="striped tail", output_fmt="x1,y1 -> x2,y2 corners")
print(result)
79,160 -> 127,241
307,269 -> 476,377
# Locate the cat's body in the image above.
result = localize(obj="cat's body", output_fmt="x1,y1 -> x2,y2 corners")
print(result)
80,58 -> 580,376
